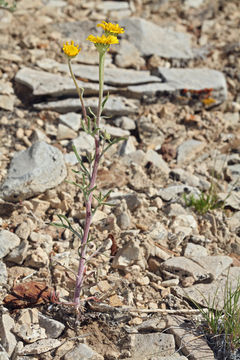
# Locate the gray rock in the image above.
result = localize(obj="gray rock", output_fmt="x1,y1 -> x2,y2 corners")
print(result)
64,343 -> 103,360
168,315 -> 215,359
59,112 -> 81,131
71,132 -> 95,154
0,313 -> 17,357
161,256 -> 211,283
136,318 -> 167,332
118,137 -> 136,156
218,192 -> 240,210
158,185 -> 201,202
13,309 -> 46,344
0,261 -> 7,284
68,63 -> 160,86
169,168 -> 210,190
120,18 -> 193,59
145,149 -> 170,174
15,67 -> 114,97
114,116 -> 136,130
129,333 -> 175,359
153,67 -> 227,103
33,61 -> 160,87
176,267 -> 240,309
177,139 -> 205,164
57,123 -> 77,140
96,1 -> 129,12
0,95 -> 14,111
112,239 -> 143,269
24,247 -> 49,269
115,39 -> 145,69
116,211 -> 131,230
0,230 -> 20,259
34,96 -> 140,116
100,123 -> 130,138
5,240 -> 29,264
184,0 -> 204,8
18,339 -> 61,356
190,255 -> 233,280
0,141 -> 67,202
38,313 -> 65,339
0,351 -> 9,360
184,243 -> 208,258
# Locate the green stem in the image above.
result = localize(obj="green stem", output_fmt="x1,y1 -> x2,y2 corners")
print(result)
96,52 -> 105,128
67,59 -> 88,126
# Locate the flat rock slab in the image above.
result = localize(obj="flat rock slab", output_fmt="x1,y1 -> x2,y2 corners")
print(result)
36,60 -> 161,86
168,315 -> 215,360
129,332 -> 175,359
52,17 -> 193,60
34,96 -> 140,115
15,67 -> 114,97
175,266 -> 240,309
190,255 -> 233,279
119,18 -> 194,59
158,185 -> 201,202
160,256 -> 211,283
128,67 -> 227,104
0,141 -> 67,202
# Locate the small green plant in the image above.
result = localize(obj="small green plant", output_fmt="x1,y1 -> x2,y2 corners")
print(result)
183,183 -> 224,215
51,21 -> 125,312
0,0 -> 16,11
190,276 -> 240,359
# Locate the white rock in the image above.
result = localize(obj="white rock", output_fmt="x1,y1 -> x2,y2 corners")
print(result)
0,261 -> 7,284
177,139 -> 205,164
59,112 -> 81,131
145,149 -> 170,174
0,313 -> 17,357
38,313 -> 65,338
184,243 -> 208,258
0,230 -> 20,259
57,123 -> 77,140
0,141 -> 67,202
18,339 -> 61,355
64,343 -> 104,360
129,333 -> 175,359
112,240 -> 142,269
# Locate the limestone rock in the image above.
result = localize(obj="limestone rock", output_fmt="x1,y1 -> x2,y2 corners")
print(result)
38,313 -> 65,338
129,333 -> 175,359
17,338 -> 61,355
121,18 -> 193,59
177,139 -> 205,164
64,343 -> 104,360
160,256 -> 211,284
34,96 -> 140,116
0,261 -> 7,285
0,313 -> 17,357
0,230 -> 20,259
59,112 -> 81,131
0,141 -> 67,202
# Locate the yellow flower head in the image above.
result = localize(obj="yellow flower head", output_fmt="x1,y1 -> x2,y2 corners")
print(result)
87,34 -> 119,45
62,40 -> 81,58
97,21 -> 125,35
87,34 -> 119,54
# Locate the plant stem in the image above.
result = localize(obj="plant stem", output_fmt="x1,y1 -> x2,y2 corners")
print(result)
68,59 -> 88,126
73,52 -> 105,307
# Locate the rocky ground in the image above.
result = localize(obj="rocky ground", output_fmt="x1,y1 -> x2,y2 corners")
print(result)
0,0 -> 240,359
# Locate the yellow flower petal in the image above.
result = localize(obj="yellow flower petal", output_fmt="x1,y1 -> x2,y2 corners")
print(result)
62,40 -> 81,58
97,21 -> 125,34
86,34 -> 119,45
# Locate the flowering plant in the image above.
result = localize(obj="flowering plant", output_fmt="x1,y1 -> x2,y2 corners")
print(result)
52,22 -> 125,312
